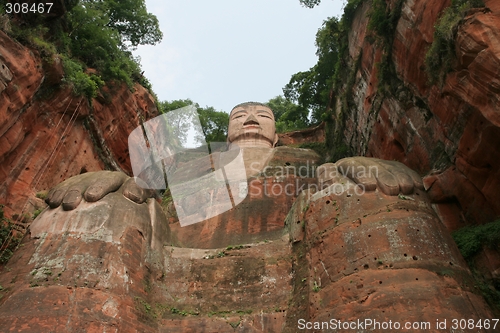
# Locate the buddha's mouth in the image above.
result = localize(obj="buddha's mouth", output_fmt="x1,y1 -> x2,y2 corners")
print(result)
243,124 -> 260,129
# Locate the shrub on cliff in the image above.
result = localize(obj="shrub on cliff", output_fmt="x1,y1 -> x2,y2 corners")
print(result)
0,205 -> 22,264
0,0 -> 161,99
61,56 -> 105,98
425,0 -> 485,85
452,219 -> 500,312
452,219 -> 500,260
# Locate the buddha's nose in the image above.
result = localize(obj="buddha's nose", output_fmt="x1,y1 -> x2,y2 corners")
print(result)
244,114 -> 259,126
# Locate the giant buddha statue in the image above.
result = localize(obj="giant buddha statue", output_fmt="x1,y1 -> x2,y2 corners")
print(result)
0,102 -> 493,332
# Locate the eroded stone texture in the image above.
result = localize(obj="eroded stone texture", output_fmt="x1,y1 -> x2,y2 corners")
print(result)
0,189 -> 171,332
1,160 -> 496,331
0,187 -> 294,332
2,0 -> 500,329
286,185 -> 493,330
0,30 -> 159,218
156,239 -> 292,332
331,0 -> 500,289
336,0 -> 500,229
277,123 -> 325,146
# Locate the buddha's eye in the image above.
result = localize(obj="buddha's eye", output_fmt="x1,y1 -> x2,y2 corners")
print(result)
258,114 -> 272,119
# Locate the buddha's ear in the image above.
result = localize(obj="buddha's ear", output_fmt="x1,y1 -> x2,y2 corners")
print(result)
273,133 -> 279,147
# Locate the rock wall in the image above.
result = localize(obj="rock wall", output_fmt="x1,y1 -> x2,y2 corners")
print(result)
335,0 -> 500,229
277,122 -> 325,146
0,31 -> 159,218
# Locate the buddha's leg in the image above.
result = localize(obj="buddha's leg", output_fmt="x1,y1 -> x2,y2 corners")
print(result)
284,183 -> 494,330
0,189 -> 173,332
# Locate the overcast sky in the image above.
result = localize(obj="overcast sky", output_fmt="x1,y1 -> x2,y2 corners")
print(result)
133,0 -> 344,113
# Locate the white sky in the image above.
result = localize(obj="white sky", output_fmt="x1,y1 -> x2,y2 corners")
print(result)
134,0 -> 344,113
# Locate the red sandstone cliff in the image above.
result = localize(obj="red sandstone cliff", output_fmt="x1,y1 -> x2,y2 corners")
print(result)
328,0 -> 500,299
334,0 -> 500,230
0,31 -> 159,219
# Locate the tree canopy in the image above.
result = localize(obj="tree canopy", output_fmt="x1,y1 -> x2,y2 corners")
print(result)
283,16 -> 341,123
159,99 -> 229,146
97,0 -> 162,48
268,96 -> 310,133
1,0 -> 162,98
65,0 -> 162,85
299,0 -> 322,8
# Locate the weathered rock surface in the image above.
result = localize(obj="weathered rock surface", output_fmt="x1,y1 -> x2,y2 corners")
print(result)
1,0 -> 500,330
277,122 -> 325,146
1,158 -> 495,332
336,0 -> 500,229
0,188 -> 172,332
286,183 -> 493,330
0,175 -> 294,332
0,31 -> 158,218
332,0 -> 500,292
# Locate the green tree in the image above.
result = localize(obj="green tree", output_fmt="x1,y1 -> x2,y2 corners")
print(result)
65,0 -> 162,85
104,0 -> 162,48
159,99 -> 194,113
267,96 -> 309,133
197,107 -> 229,143
159,99 -> 229,145
158,99 -> 195,146
299,0 -> 322,8
283,16 -> 340,123
2,0 -> 162,97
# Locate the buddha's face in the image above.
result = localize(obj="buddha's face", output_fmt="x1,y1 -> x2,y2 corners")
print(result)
227,104 -> 278,148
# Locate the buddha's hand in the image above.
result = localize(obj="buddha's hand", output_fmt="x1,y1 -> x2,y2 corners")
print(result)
45,171 -> 153,210
317,157 -> 424,196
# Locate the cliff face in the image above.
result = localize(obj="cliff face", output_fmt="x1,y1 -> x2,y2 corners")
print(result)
335,0 -> 500,231
0,31 -> 159,218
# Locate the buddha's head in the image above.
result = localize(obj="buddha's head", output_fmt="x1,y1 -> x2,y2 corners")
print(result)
227,102 -> 278,148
